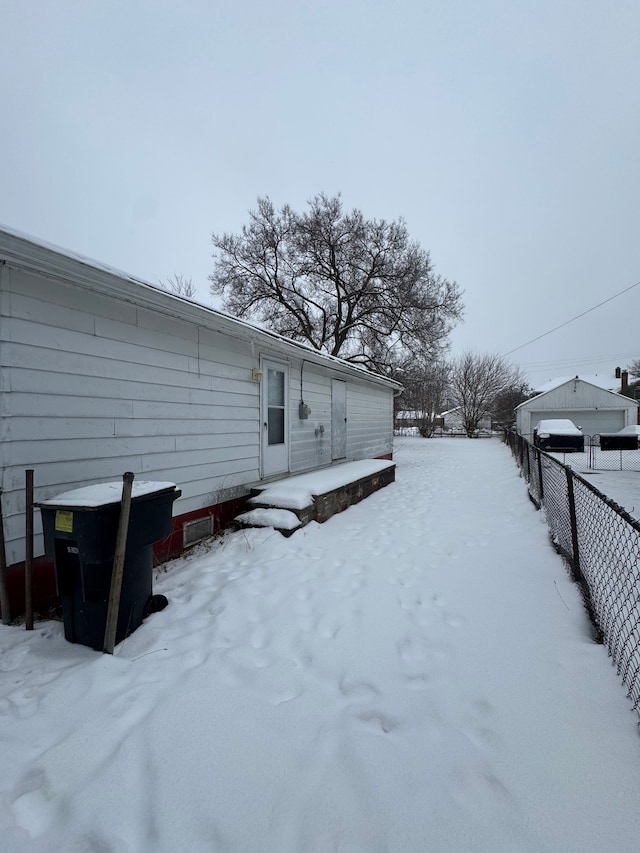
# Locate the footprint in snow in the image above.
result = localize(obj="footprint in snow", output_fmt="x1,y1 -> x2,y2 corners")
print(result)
338,677 -> 380,699
356,710 -> 400,734
317,621 -> 342,640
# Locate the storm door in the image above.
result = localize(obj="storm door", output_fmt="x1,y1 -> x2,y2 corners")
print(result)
261,361 -> 289,477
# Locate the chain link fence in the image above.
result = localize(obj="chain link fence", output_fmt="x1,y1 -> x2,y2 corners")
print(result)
518,432 -> 640,472
505,431 -> 640,716
591,437 -> 640,472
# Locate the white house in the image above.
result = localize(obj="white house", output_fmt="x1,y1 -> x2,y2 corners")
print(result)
516,376 -> 639,437
0,227 -> 401,613
439,407 -> 492,433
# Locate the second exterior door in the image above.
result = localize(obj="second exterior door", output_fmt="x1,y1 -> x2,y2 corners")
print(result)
331,379 -> 347,460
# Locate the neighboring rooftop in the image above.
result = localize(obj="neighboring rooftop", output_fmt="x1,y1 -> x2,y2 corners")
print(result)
533,374 -> 621,394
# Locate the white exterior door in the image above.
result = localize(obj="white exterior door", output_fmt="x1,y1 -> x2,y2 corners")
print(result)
331,379 -> 347,460
262,361 -> 289,477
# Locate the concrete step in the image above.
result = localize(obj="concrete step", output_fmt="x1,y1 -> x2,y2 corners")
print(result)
234,459 -> 395,535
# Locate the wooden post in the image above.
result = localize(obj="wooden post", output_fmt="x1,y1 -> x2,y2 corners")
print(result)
0,488 -> 10,625
103,472 -> 135,655
25,470 -> 34,631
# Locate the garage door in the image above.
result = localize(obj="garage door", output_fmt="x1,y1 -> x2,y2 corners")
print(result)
529,410 -> 625,438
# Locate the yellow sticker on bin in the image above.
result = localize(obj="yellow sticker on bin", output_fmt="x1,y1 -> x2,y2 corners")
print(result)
55,510 -> 73,533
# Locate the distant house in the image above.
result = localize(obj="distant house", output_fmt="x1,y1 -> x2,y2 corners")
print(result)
394,411 -> 444,434
516,376 -> 639,437
439,407 -> 492,433
617,369 -> 640,402
0,227 -> 402,615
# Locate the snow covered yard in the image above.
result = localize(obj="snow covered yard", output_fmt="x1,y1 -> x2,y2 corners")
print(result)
2,436 -> 640,853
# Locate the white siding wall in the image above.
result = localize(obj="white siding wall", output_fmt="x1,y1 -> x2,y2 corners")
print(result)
345,380 -> 394,460
1,267 -> 260,564
289,365 -> 332,472
287,362 -> 394,473
0,260 -> 398,566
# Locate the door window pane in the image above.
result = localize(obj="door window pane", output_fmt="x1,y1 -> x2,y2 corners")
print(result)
268,369 -> 285,407
268,408 -> 285,445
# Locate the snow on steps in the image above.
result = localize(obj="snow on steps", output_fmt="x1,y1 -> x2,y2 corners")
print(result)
234,459 -> 396,536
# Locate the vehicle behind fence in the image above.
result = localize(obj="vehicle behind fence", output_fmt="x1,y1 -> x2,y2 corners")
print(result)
519,432 -> 640,472
590,434 -> 640,471
505,430 -> 640,717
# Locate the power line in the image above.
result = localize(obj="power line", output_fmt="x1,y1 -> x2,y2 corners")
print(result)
502,279 -> 640,357
519,351 -> 638,370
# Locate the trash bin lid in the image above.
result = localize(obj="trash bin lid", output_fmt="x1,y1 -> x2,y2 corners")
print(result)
39,481 -> 178,509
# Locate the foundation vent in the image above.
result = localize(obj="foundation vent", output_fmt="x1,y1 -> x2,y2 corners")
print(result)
182,516 -> 214,548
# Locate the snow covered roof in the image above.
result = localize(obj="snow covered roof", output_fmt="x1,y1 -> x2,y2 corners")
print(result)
533,374 -> 620,394
0,225 -> 402,391
517,375 -> 639,409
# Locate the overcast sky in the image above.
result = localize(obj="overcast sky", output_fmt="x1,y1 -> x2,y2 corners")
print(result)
2,0 -> 639,387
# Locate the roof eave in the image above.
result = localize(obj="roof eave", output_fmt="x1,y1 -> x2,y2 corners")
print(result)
0,226 -> 403,391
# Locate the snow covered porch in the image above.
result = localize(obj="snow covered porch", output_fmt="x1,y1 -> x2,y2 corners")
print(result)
234,458 -> 396,535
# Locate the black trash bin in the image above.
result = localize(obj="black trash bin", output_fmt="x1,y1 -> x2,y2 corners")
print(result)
39,480 -> 181,650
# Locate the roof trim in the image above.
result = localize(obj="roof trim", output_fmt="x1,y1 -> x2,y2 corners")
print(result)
0,225 -> 402,390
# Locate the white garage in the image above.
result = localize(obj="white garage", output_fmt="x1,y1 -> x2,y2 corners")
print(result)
516,376 -> 638,438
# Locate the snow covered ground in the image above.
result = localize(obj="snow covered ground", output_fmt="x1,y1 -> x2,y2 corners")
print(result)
2,437 -> 640,853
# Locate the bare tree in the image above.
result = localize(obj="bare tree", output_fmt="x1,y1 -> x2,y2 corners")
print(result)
450,352 -> 524,437
490,382 -> 531,431
161,273 -> 196,299
397,359 -> 451,437
209,194 -> 463,373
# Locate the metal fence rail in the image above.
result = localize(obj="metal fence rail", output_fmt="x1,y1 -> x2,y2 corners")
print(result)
505,431 -> 640,715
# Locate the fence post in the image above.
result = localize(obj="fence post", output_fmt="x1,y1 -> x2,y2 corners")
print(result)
537,447 -> 544,503
525,443 -> 531,481
565,467 -> 581,582
564,466 -> 602,641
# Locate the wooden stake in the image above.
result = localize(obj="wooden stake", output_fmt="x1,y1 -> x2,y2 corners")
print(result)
25,470 -> 34,631
0,488 -> 11,625
103,472 -> 135,655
